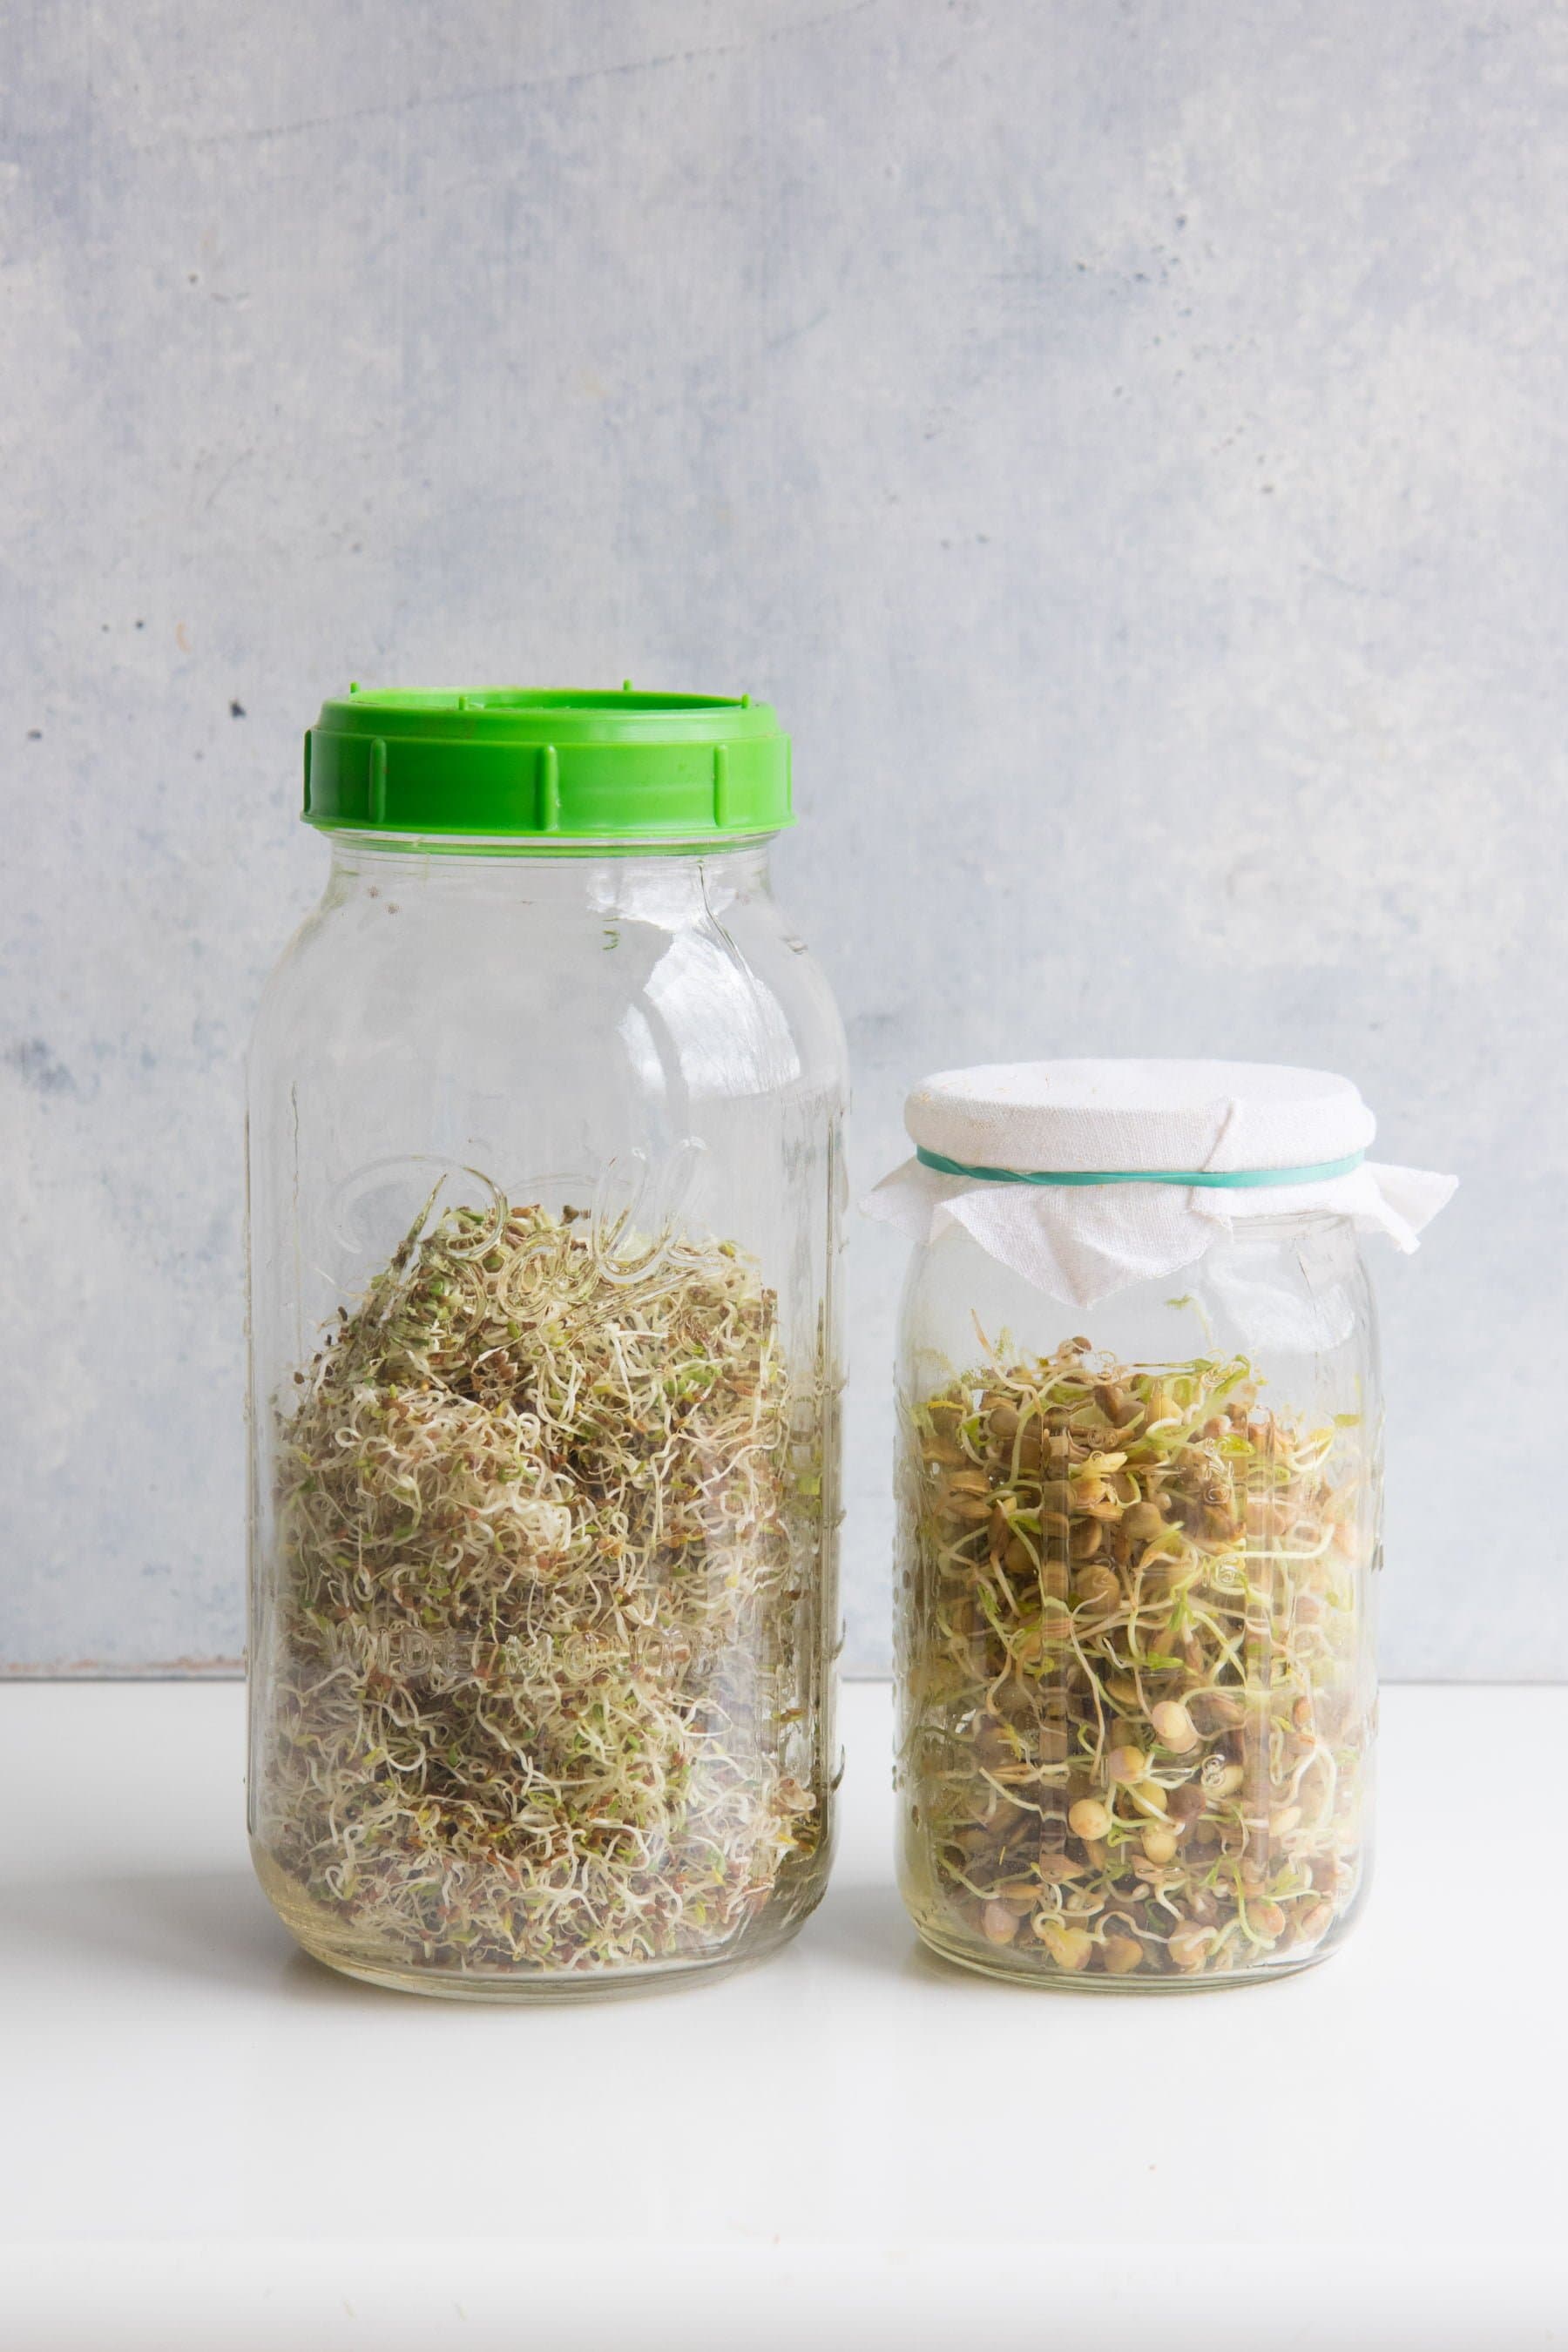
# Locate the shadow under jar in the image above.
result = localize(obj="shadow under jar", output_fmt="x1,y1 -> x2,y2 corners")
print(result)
872,1059 -> 1452,1990
247,689 -> 847,2000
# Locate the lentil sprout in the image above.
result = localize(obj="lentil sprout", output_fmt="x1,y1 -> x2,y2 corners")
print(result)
254,1191 -> 822,1981
897,1337 -> 1370,1984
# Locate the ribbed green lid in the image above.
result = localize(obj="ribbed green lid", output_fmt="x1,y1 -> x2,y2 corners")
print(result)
302,686 -> 792,842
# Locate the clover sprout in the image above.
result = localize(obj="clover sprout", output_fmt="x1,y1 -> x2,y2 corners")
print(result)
253,1192 -> 823,1984
897,1338 -> 1370,1984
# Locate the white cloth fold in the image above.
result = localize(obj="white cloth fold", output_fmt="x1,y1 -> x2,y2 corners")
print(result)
863,1060 -> 1456,1310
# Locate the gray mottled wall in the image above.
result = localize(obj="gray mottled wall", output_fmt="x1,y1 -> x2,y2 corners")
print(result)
2,0 -> 1562,1675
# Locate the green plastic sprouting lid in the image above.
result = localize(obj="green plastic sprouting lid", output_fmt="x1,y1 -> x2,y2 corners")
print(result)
302,686 -> 793,843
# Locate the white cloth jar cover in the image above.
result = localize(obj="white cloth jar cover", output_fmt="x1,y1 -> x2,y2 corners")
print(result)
864,1058 -> 1456,1309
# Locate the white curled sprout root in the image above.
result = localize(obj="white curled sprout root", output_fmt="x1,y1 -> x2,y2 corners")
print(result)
898,1339 -> 1370,1982
259,1193 -> 822,1976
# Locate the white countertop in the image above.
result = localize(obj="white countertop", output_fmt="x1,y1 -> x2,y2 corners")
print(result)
2,1679 -> 1565,2350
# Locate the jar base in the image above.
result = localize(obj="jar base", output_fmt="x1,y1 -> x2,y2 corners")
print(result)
910,1914 -> 1342,1993
253,1842 -> 818,2004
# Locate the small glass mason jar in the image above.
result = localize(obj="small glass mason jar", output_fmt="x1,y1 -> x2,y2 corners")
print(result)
875,1060 -> 1451,1991
247,689 -> 847,2000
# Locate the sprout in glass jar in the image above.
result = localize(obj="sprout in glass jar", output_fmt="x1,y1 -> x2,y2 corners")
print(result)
254,1192 -> 822,1982
897,1337 -> 1370,1984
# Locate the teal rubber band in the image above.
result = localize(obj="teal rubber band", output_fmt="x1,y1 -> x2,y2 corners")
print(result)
915,1146 -> 1367,1189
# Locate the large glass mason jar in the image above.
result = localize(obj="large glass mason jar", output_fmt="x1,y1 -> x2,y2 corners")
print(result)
868,1061 -> 1452,1991
247,690 -> 847,1999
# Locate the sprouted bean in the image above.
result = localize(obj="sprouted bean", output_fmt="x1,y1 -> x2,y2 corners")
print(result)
897,1338 -> 1370,1984
256,1193 -> 822,1979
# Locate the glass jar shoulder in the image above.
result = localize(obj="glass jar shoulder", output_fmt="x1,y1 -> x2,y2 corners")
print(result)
901,1210 -> 1377,1385
251,842 -> 847,1112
